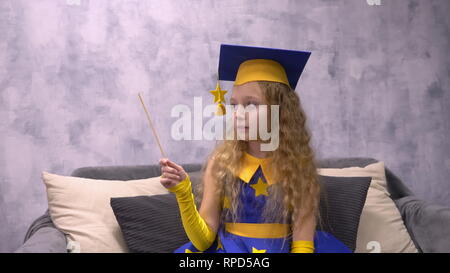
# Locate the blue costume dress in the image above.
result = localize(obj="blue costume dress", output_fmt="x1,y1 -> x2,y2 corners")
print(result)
174,152 -> 351,253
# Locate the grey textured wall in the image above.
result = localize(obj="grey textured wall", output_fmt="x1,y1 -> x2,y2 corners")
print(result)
0,0 -> 449,252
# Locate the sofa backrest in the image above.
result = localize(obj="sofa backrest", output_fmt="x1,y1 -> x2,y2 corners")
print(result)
70,157 -> 413,201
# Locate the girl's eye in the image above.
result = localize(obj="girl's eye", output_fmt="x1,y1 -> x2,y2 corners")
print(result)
246,101 -> 259,107
230,104 -> 239,110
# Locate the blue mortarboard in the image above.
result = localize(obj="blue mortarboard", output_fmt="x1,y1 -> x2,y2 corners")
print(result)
218,44 -> 311,90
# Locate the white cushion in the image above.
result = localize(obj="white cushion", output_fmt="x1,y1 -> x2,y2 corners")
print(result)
318,161 -> 418,253
42,171 -> 167,253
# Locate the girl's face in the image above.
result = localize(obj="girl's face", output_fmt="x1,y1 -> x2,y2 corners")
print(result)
230,81 -> 269,141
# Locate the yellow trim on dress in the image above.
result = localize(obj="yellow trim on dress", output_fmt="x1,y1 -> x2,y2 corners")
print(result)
225,222 -> 290,239
237,151 -> 275,185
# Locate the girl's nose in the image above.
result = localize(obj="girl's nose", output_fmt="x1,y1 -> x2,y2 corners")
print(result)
232,106 -> 244,122
234,104 -> 246,119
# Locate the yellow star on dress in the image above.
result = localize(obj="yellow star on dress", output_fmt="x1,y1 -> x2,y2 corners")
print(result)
252,247 -> 267,253
185,249 -> 203,253
216,236 -> 224,251
223,196 -> 231,209
250,177 -> 269,197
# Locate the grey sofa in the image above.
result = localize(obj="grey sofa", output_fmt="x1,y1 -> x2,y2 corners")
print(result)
14,157 -> 450,253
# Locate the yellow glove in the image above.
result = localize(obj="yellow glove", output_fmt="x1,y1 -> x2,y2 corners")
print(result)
168,174 -> 216,251
291,240 -> 315,253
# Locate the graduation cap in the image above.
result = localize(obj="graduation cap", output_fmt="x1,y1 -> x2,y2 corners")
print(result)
210,44 -> 311,115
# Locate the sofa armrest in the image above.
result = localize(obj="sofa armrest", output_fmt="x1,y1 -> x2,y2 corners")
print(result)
395,196 -> 450,253
14,226 -> 67,253
14,209 -> 67,253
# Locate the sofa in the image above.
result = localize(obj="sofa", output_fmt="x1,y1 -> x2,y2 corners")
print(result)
14,157 -> 450,253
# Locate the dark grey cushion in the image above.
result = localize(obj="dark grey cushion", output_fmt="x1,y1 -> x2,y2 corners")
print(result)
110,194 -> 189,253
111,172 -> 371,253
317,175 -> 372,251
110,171 -> 203,253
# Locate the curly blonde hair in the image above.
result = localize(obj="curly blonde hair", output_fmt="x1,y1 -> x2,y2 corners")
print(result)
195,81 -> 321,237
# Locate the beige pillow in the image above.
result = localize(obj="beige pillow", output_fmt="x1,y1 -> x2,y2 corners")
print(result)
42,171 -> 168,253
317,161 -> 418,253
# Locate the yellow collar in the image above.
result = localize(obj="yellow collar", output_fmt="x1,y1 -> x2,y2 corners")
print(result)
237,152 -> 275,185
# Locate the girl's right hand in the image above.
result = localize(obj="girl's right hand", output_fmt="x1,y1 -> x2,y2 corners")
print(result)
159,158 -> 188,189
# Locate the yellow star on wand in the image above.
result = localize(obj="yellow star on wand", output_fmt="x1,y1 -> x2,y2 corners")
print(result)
210,82 -> 227,103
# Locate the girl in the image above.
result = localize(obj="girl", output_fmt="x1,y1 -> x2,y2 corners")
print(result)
159,44 -> 351,253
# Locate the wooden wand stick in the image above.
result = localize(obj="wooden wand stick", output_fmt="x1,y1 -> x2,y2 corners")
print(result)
138,92 -> 167,159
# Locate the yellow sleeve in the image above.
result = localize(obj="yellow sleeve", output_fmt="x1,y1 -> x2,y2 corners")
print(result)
167,174 -> 216,251
291,240 -> 315,253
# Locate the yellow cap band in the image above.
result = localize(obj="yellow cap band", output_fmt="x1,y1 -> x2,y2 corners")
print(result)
234,59 -> 290,87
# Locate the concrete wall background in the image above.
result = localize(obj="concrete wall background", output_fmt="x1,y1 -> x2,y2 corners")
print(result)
1,0 -> 449,252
